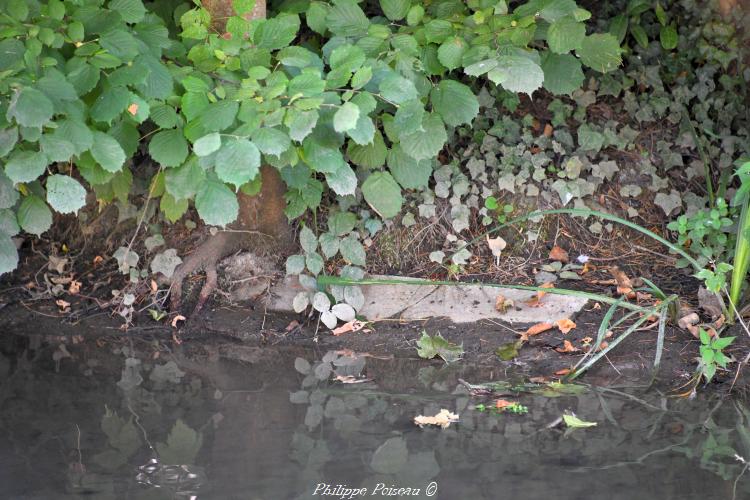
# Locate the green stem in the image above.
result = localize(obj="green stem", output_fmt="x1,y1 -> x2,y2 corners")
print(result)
729,198 -> 750,322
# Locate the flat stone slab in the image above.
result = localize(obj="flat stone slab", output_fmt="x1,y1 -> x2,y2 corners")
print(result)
267,275 -> 587,324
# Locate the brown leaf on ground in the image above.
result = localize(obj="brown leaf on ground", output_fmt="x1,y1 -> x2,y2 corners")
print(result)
581,336 -> 593,346
285,320 -> 301,332
525,322 -> 554,336
171,315 -> 186,328
549,246 -> 569,263
555,368 -> 572,376
556,318 -> 576,334
55,299 -> 70,312
332,320 -> 368,336
598,341 -> 609,351
698,287 -> 724,319
68,280 -> 81,295
610,266 -> 634,296
92,255 -> 104,266
678,312 -> 700,331
556,340 -> 580,353
414,409 -> 459,429
526,282 -> 554,307
543,123 -> 553,137
495,399 -> 516,409
581,262 -> 596,274
495,295 -> 514,313
529,376 -> 550,383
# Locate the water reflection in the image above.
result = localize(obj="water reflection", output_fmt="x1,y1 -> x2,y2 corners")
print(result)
0,333 -> 748,499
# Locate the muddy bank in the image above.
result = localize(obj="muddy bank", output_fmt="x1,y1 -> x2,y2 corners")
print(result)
1,298 -> 747,391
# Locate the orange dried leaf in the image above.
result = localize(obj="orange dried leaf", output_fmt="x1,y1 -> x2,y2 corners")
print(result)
610,266 -> 634,296
555,368 -> 572,376
171,314 -> 186,328
332,320 -> 367,336
68,280 -> 81,295
543,123 -> 553,137
495,295 -> 514,313
526,322 -> 553,336
556,340 -> 580,353
555,318 -> 576,334
127,103 -> 139,116
549,245 -> 569,263
495,399 -> 515,409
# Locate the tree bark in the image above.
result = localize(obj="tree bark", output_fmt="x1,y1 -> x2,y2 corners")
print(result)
170,0 -> 292,317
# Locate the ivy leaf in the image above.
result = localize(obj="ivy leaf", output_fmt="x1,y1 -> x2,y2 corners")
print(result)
195,179 -> 238,227
547,16 -> 586,54
488,56 -> 544,96
193,133 -> 221,157
327,0 -> 370,37
339,234 -> 366,266
215,138 -> 261,189
576,34 -> 622,73
46,175 -> 86,214
91,132 -> 126,173
7,88 -> 54,128
17,195 -> 52,236
333,102 -> 360,133
416,331 -> 463,362
379,74 -> 418,104
361,171 -> 403,219
541,53 -> 584,95
437,37 -> 467,71
430,80 -> 478,127
399,113 -> 447,161
149,129 -> 188,167
380,0 -> 410,20
0,235 -> 18,276
250,127 -> 291,157
5,150 -> 48,183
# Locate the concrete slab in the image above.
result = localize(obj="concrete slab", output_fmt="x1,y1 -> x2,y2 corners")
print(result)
266,275 -> 588,324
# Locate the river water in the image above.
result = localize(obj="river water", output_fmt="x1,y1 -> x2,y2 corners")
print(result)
0,332 -> 748,499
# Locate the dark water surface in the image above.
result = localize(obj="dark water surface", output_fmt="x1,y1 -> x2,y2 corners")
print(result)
1,332 -> 749,500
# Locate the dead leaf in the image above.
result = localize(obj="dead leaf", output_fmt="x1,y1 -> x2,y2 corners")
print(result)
555,318 -> 576,334
678,312 -> 700,331
581,336 -> 593,346
48,255 -> 68,274
414,409 -> 459,429
581,262 -> 596,274
150,280 -> 158,293
55,299 -> 71,312
555,368 -> 572,376
332,320 -> 368,336
171,315 -> 186,328
543,123 -> 553,137
486,234 -> 507,265
529,376 -> 550,383
285,320 -> 301,332
334,375 -> 372,384
698,286 -> 724,319
525,322 -> 553,337
526,282 -> 554,307
127,103 -> 139,116
68,280 -> 81,295
495,399 -> 516,409
598,341 -> 609,351
495,295 -> 514,313
549,245 -> 569,263
556,340 -> 580,353
172,331 -> 182,345
93,255 -> 104,266
609,266 -> 634,296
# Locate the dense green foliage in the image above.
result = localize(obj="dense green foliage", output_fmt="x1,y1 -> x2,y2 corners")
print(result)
0,0 -> 624,275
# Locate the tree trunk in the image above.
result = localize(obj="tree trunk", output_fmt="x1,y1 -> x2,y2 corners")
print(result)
170,0 -> 292,317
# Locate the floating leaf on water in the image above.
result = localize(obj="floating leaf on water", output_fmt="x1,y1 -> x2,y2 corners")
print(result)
563,413 -> 597,428
414,409 -> 459,429
416,331 -> 463,363
496,340 -> 522,361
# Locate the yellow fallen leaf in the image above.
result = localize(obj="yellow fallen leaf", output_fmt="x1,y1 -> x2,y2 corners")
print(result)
414,409 -> 459,429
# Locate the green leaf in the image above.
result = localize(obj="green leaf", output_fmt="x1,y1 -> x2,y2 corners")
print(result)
232,0 -> 256,15
430,80 -> 478,127
0,128 -> 17,158
193,133 -> 222,157
0,39 -> 24,71
380,0 -> 411,21
55,119 -> 93,156
325,164 -> 357,196
348,131 -> 386,168
0,235 -> 18,275
288,73 -> 325,97
379,74 -> 418,104
339,234 -> 366,265
286,110 -> 319,142
464,58 -> 499,77
160,193 -> 188,222
387,144 -> 432,189
215,138 -> 261,189
399,113 -> 447,161
328,212 -> 357,235
542,53 -> 584,95
40,135 -> 75,163
437,37 -> 467,71
319,232 -> 339,258
90,131 -> 126,173
149,129 -> 188,167
361,171 -> 402,219
351,66 -> 372,89
99,29 -> 139,62
0,171 -> 19,209
251,128 -> 291,157
563,414 -> 597,428
333,102 -> 360,133
346,115 -> 376,145
150,104 -> 181,129
304,139 -> 348,173
330,44 -> 365,72
630,24 -> 648,48
576,34 -> 622,73
110,0 -> 146,23
17,195 -> 52,236
195,180 -> 238,227
660,25 -> 678,50
46,175 -> 86,214
90,87 -> 130,123
165,158 -> 205,200
5,150 -> 48,183
416,331 -> 463,363
253,14 -> 300,51
327,0 -> 370,37
547,16 -> 586,54
8,88 -> 54,128
393,99 -> 425,136
488,56 -> 544,95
